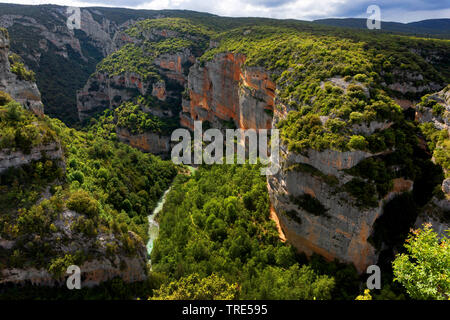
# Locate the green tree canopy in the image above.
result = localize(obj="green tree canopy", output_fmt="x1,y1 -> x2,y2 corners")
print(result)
393,224 -> 450,300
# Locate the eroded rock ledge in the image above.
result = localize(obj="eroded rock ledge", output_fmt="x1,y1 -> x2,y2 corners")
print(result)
0,28 -> 43,116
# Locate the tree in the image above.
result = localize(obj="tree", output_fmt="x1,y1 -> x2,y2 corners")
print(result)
243,265 -> 335,300
392,224 -> 449,300
151,273 -> 239,300
0,90 -> 12,106
347,135 -> 368,150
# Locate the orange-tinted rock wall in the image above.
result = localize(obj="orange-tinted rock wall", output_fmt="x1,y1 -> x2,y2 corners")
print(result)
183,52 -> 274,131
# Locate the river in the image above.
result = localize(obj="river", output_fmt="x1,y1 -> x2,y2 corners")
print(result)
146,187 -> 171,256
146,166 -> 197,259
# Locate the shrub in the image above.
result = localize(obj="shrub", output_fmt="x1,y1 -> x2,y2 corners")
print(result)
69,170 -> 85,184
9,53 -> 36,82
289,194 -> 328,217
66,190 -> 100,217
349,112 -> 364,124
347,135 -> 368,150
0,91 -> 12,106
432,103 -> 445,117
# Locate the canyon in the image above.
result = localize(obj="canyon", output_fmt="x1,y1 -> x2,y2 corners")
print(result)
75,24 -> 450,273
1,6 -> 449,292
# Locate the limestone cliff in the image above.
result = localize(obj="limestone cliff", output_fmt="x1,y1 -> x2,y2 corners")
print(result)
414,85 -> 450,237
116,127 -> 171,157
0,142 -> 63,174
0,28 -> 43,116
416,85 -> 450,134
76,48 -> 192,122
182,52 -> 418,273
181,52 -> 274,132
267,140 -> 413,273
77,72 -> 149,121
0,211 -> 148,287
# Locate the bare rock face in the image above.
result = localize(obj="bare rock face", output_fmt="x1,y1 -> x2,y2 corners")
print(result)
384,70 -> 443,96
0,142 -> 63,174
181,53 -> 274,131
154,48 -> 195,85
0,28 -> 43,116
152,81 -> 167,101
77,72 -> 149,121
116,127 -> 171,157
267,139 -> 413,273
415,198 -> 450,239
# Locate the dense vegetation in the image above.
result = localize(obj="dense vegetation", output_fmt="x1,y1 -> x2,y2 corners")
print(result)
96,18 -> 211,80
151,164 -> 366,300
0,97 -> 56,152
199,25 -> 449,155
1,7 -> 449,301
90,96 -> 179,140
0,101 -> 177,274
393,224 -> 450,300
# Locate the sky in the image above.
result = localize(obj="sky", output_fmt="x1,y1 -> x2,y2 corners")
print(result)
2,0 -> 450,23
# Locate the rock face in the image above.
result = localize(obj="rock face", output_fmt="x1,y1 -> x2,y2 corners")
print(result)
267,139 -> 413,273
77,47 -> 194,122
0,142 -> 63,174
415,198 -> 450,239
116,127 -> 171,157
0,211 -> 148,287
0,28 -> 43,115
415,85 -> 450,134
384,70 -> 443,96
414,86 -> 450,238
0,7 -> 137,63
181,53 -> 274,132
77,72 -> 149,121
180,52 -> 418,273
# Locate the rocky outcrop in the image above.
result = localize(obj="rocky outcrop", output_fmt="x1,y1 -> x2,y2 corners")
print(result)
0,142 -> 63,174
0,28 -> 43,115
267,138 -> 413,273
384,70 -> 443,96
0,210 -> 148,287
415,198 -> 450,239
181,53 -> 274,132
413,86 -> 450,238
415,85 -> 450,134
77,72 -> 148,121
116,127 -> 171,157
77,50 -> 193,121
1,255 -> 146,287
154,49 -> 196,85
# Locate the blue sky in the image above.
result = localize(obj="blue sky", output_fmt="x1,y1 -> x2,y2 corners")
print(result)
4,0 -> 450,22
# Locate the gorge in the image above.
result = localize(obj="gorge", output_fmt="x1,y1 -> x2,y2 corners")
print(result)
0,4 -> 449,300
